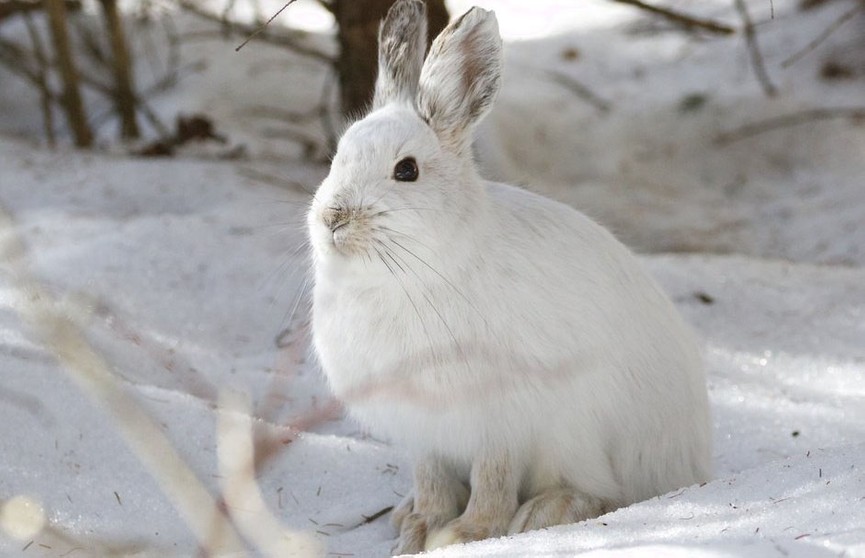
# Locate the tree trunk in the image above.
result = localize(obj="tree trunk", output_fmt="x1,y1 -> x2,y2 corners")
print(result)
44,0 -> 92,147
332,0 -> 448,120
100,0 -> 139,139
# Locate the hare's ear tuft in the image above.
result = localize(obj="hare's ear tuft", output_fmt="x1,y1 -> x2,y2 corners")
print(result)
416,7 -> 502,153
373,0 -> 428,109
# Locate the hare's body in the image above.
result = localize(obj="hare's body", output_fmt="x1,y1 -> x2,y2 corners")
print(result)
314,160 -> 709,506
308,1 -> 711,553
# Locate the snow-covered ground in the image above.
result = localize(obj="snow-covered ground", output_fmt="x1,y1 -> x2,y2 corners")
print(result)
1,0 -> 864,556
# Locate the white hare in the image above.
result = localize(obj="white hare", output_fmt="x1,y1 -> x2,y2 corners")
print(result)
307,0 -> 711,553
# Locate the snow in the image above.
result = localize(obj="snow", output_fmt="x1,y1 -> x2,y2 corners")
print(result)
1,0 -> 864,556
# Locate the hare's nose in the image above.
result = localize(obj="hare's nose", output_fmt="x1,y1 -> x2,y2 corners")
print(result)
321,207 -> 350,232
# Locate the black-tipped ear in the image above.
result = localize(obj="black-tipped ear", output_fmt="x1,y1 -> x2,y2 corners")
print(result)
416,7 -> 502,153
373,0 -> 428,109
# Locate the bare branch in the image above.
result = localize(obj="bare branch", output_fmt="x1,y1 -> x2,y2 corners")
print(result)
0,0 -> 81,20
319,65 -> 338,153
0,204 -> 247,555
734,0 -> 777,97
23,13 -> 56,146
546,71 -> 612,113
715,107 -> 865,144
217,391 -> 324,557
781,3 -> 863,68
0,38 -> 48,89
611,0 -> 735,35
243,63 -> 339,157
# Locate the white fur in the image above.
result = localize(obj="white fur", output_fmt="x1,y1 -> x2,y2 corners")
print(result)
307,1 -> 711,552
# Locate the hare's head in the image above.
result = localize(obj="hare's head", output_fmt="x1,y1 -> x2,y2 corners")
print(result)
309,0 -> 502,269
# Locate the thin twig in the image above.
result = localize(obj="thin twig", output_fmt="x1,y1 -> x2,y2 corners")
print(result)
236,0 -> 298,52
237,166 -> 311,194
359,506 -> 393,525
23,12 -> 56,146
715,107 -> 865,144
546,71 -> 612,113
261,126 -> 324,159
244,105 -> 321,124
781,3 -> 863,68
734,0 -> 777,97
319,66 -> 339,152
221,0 -> 239,23
176,0 -> 333,62
611,0 -> 735,34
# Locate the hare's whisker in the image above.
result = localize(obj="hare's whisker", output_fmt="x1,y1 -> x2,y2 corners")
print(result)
282,275 -> 312,330
373,245 -> 437,367
386,236 -> 489,328
378,241 -> 472,376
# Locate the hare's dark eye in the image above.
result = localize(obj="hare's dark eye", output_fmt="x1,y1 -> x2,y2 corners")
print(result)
393,157 -> 419,182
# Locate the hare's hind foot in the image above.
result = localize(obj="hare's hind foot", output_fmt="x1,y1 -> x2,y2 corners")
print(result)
508,487 -> 607,534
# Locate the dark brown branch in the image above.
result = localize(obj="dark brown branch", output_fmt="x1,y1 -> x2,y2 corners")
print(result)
44,0 -> 93,147
99,0 -> 140,139
610,0 -> 735,34
176,0 -> 333,63
715,107 -> 865,144
734,0 -> 777,97
781,3 -> 863,68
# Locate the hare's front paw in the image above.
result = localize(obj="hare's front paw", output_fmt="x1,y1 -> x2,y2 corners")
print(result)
392,489 -> 467,555
393,505 -> 456,555
424,514 -> 509,551
393,510 -> 438,555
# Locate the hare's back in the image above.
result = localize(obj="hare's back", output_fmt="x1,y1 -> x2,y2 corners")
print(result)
484,180 -> 701,377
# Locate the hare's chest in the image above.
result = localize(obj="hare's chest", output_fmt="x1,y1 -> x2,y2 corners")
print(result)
311,280 -> 409,396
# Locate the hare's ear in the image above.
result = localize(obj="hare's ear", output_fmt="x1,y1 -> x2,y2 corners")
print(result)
416,7 -> 502,153
373,0 -> 428,109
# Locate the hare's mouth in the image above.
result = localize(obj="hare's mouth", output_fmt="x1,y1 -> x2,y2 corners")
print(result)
315,209 -> 372,258
332,223 -> 359,253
